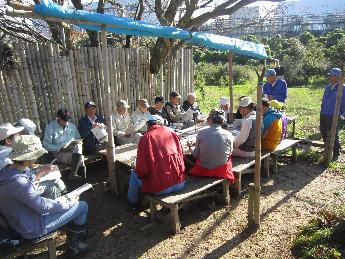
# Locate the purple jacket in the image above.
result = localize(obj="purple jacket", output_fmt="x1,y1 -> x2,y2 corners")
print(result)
0,166 -> 72,239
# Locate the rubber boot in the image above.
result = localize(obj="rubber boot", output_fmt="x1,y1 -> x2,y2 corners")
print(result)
66,224 -> 92,256
68,222 -> 88,241
69,154 -> 82,180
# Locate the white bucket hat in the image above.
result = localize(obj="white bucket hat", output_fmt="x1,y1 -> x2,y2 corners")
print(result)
148,114 -> 164,125
8,135 -> 47,161
238,97 -> 254,108
0,123 -> 24,141
16,118 -> 36,135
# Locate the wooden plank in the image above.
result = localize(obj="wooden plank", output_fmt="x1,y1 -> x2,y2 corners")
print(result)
272,139 -> 300,154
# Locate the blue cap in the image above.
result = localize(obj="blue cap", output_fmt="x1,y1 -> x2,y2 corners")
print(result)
264,69 -> 276,77
84,100 -> 96,108
328,68 -> 341,77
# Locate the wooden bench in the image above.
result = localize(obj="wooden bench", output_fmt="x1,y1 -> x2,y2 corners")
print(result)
271,139 -> 301,174
0,214 -> 57,259
146,175 -> 230,234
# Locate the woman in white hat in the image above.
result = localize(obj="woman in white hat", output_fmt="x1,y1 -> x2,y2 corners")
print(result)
0,135 -> 91,256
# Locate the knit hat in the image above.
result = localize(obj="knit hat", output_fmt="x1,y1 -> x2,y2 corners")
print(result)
0,123 -> 24,141
8,135 -> 47,161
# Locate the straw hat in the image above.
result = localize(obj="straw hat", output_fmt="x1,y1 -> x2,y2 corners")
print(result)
8,135 -> 47,161
0,123 -> 24,141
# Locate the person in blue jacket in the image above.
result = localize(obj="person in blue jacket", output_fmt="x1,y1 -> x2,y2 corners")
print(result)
320,68 -> 345,160
78,101 -> 106,153
263,69 -> 288,103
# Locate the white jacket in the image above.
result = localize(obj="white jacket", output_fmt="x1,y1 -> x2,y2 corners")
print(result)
112,111 -> 132,136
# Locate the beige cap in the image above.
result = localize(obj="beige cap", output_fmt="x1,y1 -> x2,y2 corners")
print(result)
116,100 -> 130,108
138,99 -> 149,108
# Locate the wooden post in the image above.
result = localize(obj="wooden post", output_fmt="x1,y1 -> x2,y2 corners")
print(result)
228,52 -> 234,123
323,75 -> 344,166
253,81 -> 263,227
101,29 -> 118,196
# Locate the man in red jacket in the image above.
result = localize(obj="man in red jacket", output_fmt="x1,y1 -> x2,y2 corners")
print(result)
127,114 -> 185,207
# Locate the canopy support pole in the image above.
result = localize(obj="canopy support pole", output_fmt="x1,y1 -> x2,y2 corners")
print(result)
101,28 -> 118,196
228,52 -> 234,123
323,75 -> 344,166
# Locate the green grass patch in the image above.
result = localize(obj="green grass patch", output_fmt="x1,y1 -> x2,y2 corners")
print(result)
291,206 -> 345,259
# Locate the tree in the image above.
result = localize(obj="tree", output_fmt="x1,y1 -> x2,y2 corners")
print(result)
149,0 -> 285,74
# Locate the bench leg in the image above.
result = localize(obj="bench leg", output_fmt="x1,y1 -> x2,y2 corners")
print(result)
272,154 -> 278,174
263,157 -> 270,178
170,204 -> 180,234
48,239 -> 57,259
292,146 -> 297,162
235,172 -> 241,196
150,200 -> 157,222
222,180 -> 230,205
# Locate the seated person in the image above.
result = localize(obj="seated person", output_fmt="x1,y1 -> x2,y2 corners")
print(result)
43,109 -> 86,180
261,99 -> 283,151
14,118 -> 37,135
165,91 -> 186,126
78,101 -> 107,153
0,135 -> 91,256
269,100 -> 288,141
131,99 -> 151,134
187,110 -> 234,182
127,115 -> 185,207
3,122 -> 66,199
263,69 -> 288,103
112,100 -> 141,145
232,97 -> 257,157
148,96 -> 168,123
182,93 -> 201,113
219,96 -> 231,123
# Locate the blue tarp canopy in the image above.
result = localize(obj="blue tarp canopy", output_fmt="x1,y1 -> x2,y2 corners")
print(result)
34,0 -> 268,59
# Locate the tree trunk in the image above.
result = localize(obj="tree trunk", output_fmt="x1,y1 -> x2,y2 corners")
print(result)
150,38 -> 172,74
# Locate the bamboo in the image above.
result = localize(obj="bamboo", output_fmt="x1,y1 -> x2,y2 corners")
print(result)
97,46 -> 106,116
125,48 -> 131,106
65,54 -> 80,121
74,48 -> 86,111
107,47 -> 115,114
81,47 -> 91,102
0,71 -> 14,122
323,75 -> 344,165
110,47 -> 117,111
47,44 -> 60,110
53,44 -> 66,109
4,74 -> 20,121
101,30 -> 118,195
228,52 -> 234,123
68,50 -> 82,119
13,71 -> 29,118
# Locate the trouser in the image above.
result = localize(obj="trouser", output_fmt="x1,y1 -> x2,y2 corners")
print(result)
320,114 -> 341,155
53,144 -> 85,175
44,201 -> 88,235
127,170 -> 185,203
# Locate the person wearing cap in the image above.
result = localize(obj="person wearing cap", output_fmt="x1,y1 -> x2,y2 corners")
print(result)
43,108 -> 86,180
0,135 -> 91,256
261,99 -> 283,151
130,99 -> 151,134
165,91 -> 186,125
112,99 -> 142,145
148,96 -> 168,122
320,68 -> 345,160
14,118 -> 37,135
232,96 -> 257,157
263,68 -> 288,103
182,93 -> 201,113
219,96 -> 233,122
127,114 -> 185,207
78,101 -> 106,153
270,100 -> 288,141
187,109 -> 235,182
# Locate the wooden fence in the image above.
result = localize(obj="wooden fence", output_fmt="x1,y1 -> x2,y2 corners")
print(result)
0,43 -> 194,133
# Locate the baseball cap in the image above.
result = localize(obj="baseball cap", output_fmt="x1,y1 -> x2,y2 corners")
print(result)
264,69 -> 276,77
57,108 -> 72,122
170,91 -> 181,98
116,100 -> 130,108
219,97 -> 229,106
85,101 -> 96,109
154,96 -> 165,104
148,114 -> 164,124
138,99 -> 149,108
328,68 -> 341,77
238,96 -> 253,108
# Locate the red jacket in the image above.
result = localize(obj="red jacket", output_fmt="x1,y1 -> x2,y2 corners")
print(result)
135,125 -> 185,193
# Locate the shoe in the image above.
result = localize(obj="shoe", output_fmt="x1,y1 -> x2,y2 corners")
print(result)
66,224 -> 92,256
69,174 -> 82,180
128,201 -> 139,212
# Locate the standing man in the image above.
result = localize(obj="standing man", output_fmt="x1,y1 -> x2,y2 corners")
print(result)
187,110 -> 234,182
43,109 -> 86,180
127,115 -> 185,207
263,69 -> 288,103
78,101 -> 106,153
320,68 -> 345,160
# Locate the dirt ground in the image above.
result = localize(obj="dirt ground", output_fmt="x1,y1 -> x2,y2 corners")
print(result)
46,149 -> 345,259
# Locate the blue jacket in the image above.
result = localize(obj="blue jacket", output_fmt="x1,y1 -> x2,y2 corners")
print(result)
0,166 -> 72,239
320,83 -> 345,117
263,78 -> 288,103
78,115 -> 105,153
262,108 -> 282,136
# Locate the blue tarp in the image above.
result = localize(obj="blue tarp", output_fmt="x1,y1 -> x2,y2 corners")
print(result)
34,0 -> 268,59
